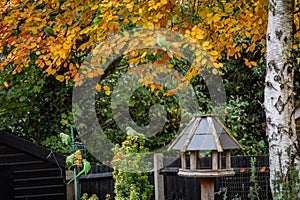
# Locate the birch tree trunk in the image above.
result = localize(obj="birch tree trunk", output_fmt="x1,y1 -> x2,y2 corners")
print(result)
265,0 -> 300,196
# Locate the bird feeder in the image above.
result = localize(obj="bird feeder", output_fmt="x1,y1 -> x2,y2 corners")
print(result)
169,115 -> 242,200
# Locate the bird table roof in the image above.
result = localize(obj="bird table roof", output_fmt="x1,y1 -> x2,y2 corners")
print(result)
169,115 -> 242,152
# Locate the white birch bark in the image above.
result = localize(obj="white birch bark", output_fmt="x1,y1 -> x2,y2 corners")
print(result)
265,0 -> 300,196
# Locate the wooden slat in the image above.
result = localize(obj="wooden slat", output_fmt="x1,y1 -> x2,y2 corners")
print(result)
14,168 -> 60,173
15,184 -> 65,191
13,168 -> 62,179
207,117 -> 223,152
79,172 -> 113,180
14,177 -> 64,188
15,192 -> 65,199
0,160 -> 44,166
14,176 -> 63,182
0,153 -> 25,158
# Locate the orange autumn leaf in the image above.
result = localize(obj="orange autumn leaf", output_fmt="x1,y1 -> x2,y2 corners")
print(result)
103,85 -> 110,91
95,84 -> 101,91
260,167 -> 266,173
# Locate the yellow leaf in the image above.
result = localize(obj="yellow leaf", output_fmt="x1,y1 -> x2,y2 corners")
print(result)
213,14 -> 221,23
141,52 -> 147,58
224,3 -> 233,13
214,63 -> 223,68
161,0 -> 168,5
3,81 -> 9,89
56,75 -> 65,82
202,41 -> 210,47
91,5 -> 98,10
105,90 -> 111,96
126,4 -> 133,12
210,50 -> 218,56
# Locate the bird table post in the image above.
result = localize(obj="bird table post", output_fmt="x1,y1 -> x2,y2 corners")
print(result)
169,115 -> 242,200
201,178 -> 215,200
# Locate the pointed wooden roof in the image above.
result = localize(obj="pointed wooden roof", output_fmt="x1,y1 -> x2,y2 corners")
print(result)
0,131 -> 66,167
169,115 -> 242,152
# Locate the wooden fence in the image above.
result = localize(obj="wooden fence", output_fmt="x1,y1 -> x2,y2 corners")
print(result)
79,155 -> 271,200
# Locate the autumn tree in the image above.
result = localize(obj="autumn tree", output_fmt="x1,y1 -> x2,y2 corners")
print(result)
1,0 -> 300,196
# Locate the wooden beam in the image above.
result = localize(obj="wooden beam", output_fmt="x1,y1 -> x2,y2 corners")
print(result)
154,153 -> 164,200
212,151 -> 218,170
218,152 -> 222,169
190,151 -> 198,170
181,152 -> 186,169
182,117 -> 201,152
207,117 -> 223,152
226,150 -> 231,168
201,178 -> 215,200
196,151 -> 200,169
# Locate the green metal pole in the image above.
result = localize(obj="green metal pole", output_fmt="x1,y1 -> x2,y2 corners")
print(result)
70,125 -> 81,200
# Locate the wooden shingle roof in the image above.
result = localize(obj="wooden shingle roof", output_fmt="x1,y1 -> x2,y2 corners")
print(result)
169,115 -> 242,152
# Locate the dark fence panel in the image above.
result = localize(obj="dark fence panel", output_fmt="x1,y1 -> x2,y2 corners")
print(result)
80,155 -> 271,200
80,165 -> 114,199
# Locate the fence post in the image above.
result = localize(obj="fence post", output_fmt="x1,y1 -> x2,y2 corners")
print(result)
154,153 -> 164,200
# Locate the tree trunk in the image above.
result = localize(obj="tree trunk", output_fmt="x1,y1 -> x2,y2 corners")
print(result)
265,0 -> 300,196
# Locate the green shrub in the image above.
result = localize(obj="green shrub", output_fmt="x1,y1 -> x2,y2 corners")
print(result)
112,134 -> 153,200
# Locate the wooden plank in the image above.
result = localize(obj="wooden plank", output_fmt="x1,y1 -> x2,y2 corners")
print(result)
182,117 -> 201,152
218,152 -> 222,169
154,153 -> 164,200
15,192 -> 65,199
212,151 -> 218,170
225,150 -> 231,168
14,176 -> 64,188
181,152 -> 186,169
0,160 -> 44,166
190,151 -> 198,170
79,172 -> 113,180
13,168 -> 62,179
14,184 -> 65,191
200,178 -> 214,200
14,176 -> 63,182
207,117 -> 223,152
0,153 -> 40,163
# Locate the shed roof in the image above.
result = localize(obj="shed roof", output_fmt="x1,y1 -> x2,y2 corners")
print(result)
169,115 -> 242,152
0,131 -> 66,168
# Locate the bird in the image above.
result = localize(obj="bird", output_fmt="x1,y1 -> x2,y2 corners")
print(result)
157,34 -> 173,59
68,159 -> 91,184
59,132 -> 71,145
43,25 -> 55,36
66,153 -> 75,170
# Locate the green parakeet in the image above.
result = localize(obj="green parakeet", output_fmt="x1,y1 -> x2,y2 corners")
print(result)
43,25 -> 55,36
157,34 -> 173,59
66,153 -> 75,170
59,132 -> 71,145
68,159 -> 91,184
